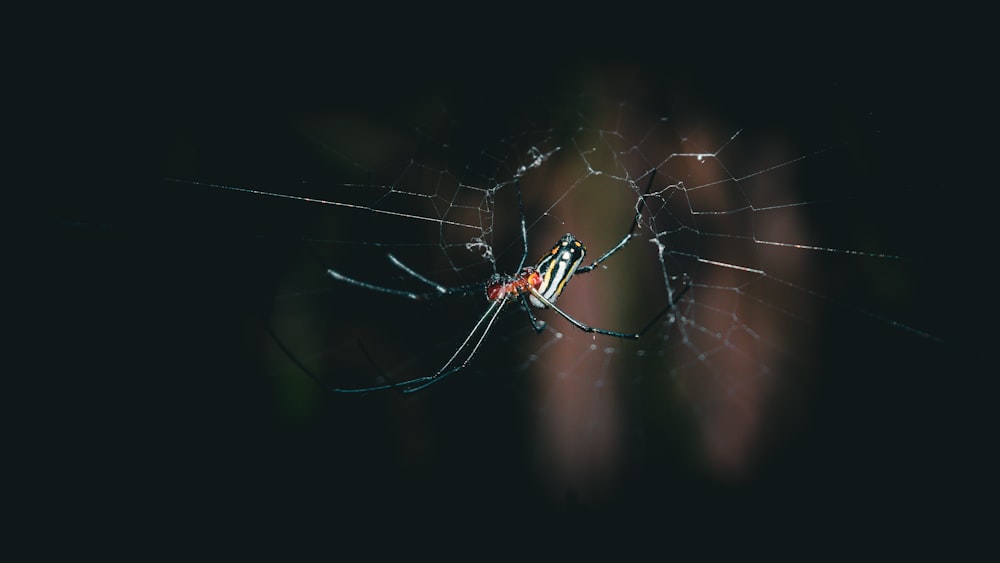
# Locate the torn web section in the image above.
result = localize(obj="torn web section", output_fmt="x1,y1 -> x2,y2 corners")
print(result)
498,109 -> 827,497
647,128 -> 822,478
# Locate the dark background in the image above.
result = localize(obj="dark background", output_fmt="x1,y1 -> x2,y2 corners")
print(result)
21,12 -> 989,556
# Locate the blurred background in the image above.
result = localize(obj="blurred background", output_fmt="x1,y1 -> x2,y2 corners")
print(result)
23,11 -> 987,555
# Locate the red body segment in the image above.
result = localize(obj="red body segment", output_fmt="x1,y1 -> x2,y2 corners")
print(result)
486,267 -> 542,302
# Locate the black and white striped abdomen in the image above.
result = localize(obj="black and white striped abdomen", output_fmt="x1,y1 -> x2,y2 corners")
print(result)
528,233 -> 586,308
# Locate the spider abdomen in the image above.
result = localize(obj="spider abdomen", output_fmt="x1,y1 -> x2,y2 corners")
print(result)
528,233 -> 586,308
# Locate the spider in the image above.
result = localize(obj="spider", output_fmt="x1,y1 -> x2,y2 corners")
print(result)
278,170 -> 689,394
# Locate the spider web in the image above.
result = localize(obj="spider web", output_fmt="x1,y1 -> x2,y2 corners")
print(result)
149,66 -> 964,514
19,5 -> 994,552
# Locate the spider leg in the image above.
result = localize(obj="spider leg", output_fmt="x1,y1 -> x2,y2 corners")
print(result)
263,323 -> 397,394
387,253 -> 450,294
385,254 -> 485,297
527,275 -> 690,340
327,254 -> 483,301
576,169 -> 657,274
398,298 -> 509,393
273,298 -> 510,394
528,288 -> 640,339
519,294 -> 547,334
